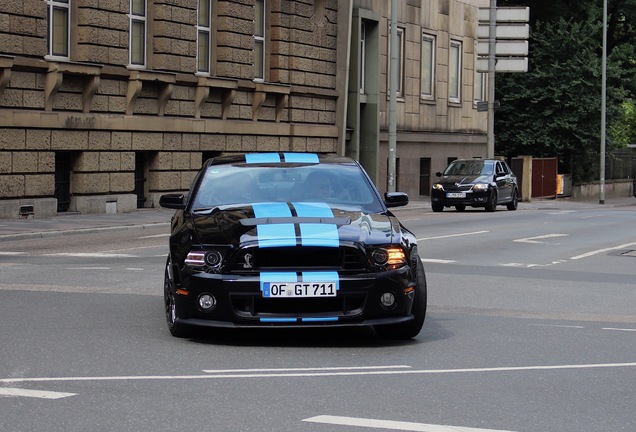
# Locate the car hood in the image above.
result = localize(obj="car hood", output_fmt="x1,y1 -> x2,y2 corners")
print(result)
436,174 -> 491,185
188,203 -> 397,247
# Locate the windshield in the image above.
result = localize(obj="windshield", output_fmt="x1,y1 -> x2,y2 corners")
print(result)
191,162 -> 384,213
443,160 -> 494,176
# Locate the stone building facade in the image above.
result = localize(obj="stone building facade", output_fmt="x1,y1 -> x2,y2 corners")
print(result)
0,0 -> 487,218
0,0 -> 343,218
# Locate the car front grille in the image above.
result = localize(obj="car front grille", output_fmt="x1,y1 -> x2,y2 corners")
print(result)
230,246 -> 367,272
444,184 -> 473,192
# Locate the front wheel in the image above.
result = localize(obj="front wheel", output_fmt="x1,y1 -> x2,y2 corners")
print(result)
432,203 -> 444,212
164,256 -> 191,338
485,190 -> 497,212
374,260 -> 427,339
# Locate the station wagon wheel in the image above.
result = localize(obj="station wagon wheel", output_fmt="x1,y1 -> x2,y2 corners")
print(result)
431,203 -> 444,212
507,189 -> 519,211
164,256 -> 190,338
485,190 -> 497,212
374,259 -> 427,339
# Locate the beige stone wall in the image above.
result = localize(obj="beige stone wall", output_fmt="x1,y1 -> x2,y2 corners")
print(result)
0,0 -> 340,216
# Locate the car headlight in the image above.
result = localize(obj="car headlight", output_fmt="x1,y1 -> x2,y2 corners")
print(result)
371,247 -> 407,270
185,250 -> 225,272
472,183 -> 488,191
432,183 -> 444,191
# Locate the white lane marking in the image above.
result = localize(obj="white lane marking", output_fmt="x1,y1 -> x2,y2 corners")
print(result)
67,267 -> 111,270
138,234 -> 170,239
126,268 -> 144,271
513,233 -> 568,244
421,259 -> 457,264
501,260 -> 566,268
570,241 -> 636,260
43,253 -> 135,258
202,365 -> 411,373
417,231 -> 489,241
303,415 -> 515,432
0,252 -> 26,256
3,362 -> 636,384
602,327 -> 636,332
529,324 -> 585,329
0,388 -> 76,399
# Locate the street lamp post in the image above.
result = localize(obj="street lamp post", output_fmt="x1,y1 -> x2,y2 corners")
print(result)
600,0 -> 607,204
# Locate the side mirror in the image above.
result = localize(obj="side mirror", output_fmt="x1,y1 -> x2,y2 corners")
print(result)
384,192 -> 409,208
159,193 -> 186,210
435,172 -> 443,177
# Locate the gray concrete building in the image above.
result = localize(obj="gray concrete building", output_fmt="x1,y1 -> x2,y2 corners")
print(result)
0,0 -> 486,218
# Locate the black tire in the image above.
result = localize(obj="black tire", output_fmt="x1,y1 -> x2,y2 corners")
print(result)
455,205 -> 466,212
432,203 -> 444,212
506,189 -> 518,211
374,260 -> 427,339
164,256 -> 191,338
485,190 -> 497,212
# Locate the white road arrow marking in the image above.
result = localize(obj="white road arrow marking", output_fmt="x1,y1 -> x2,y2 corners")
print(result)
303,415 -> 516,432
513,233 -> 568,244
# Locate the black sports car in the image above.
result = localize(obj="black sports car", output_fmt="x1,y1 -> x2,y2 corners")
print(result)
159,152 -> 427,339
431,158 -> 519,212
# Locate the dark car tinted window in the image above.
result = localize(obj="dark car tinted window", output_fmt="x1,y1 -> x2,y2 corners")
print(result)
191,162 -> 383,212
443,160 -> 494,176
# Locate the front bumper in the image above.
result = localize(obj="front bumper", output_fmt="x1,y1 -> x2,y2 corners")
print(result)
431,190 -> 488,206
172,266 -> 416,328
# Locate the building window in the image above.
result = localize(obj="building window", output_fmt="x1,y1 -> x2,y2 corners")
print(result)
129,0 -> 147,67
421,33 -> 435,100
360,21 -> 366,94
47,0 -> 70,59
197,0 -> 212,74
254,0 -> 266,81
387,25 -> 404,98
474,69 -> 486,103
419,158 -> 431,196
449,39 -> 462,103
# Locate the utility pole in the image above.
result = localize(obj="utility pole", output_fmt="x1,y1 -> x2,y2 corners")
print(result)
600,0 -> 607,204
388,0 -> 398,192
487,0 -> 496,159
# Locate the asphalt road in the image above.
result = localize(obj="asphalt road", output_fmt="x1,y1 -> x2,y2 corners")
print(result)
0,205 -> 634,432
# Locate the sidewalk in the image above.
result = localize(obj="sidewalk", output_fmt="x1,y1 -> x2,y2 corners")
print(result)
0,196 -> 634,243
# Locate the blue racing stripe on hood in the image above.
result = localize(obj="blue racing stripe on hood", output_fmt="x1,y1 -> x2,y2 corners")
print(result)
294,202 -> 339,247
252,203 -> 295,248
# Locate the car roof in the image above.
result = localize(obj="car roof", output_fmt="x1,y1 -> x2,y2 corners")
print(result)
204,152 -> 357,167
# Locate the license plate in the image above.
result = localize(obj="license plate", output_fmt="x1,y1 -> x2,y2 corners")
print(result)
263,282 -> 337,298
446,192 -> 466,198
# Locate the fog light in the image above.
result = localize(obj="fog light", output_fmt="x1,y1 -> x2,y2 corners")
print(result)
380,292 -> 395,308
198,294 -> 216,311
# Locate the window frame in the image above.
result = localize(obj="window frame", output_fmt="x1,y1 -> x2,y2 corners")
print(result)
46,0 -> 71,60
129,0 -> 147,68
254,0 -> 266,81
420,32 -> 436,100
448,38 -> 462,104
197,0 -> 212,75
359,20 -> 366,94
387,24 -> 405,99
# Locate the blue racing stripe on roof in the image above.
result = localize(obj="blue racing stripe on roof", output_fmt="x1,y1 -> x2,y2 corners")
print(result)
245,153 -> 281,164
283,153 -> 319,163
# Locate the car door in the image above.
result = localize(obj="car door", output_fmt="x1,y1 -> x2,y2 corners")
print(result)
495,161 -> 512,201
